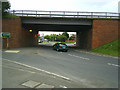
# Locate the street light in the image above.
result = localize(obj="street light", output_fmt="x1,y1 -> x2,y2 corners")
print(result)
29,30 -> 32,32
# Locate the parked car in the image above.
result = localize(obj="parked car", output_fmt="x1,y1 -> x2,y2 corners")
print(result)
53,43 -> 68,52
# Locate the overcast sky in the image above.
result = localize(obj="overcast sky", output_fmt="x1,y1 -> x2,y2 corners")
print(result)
8,0 -> 119,12
7,0 -> 120,35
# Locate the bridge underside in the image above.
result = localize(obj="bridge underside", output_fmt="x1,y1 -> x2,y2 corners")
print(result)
23,24 -> 91,31
2,17 -> 118,49
22,23 -> 92,49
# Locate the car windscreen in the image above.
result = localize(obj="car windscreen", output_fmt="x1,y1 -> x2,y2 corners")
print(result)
59,44 -> 67,47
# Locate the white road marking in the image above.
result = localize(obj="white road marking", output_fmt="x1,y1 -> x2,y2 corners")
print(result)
68,54 -> 90,60
59,85 -> 67,88
4,50 -> 20,53
36,83 -> 54,88
107,63 -> 120,67
3,58 -> 70,81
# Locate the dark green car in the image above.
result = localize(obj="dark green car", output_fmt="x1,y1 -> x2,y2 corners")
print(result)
53,43 -> 68,52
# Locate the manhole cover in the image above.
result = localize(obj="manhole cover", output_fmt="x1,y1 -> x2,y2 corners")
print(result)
21,80 -> 40,88
36,84 -> 54,88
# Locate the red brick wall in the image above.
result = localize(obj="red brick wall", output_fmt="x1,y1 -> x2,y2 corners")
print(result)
2,17 -> 37,49
92,19 -> 119,49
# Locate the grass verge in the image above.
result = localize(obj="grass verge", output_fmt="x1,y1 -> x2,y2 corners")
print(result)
51,41 -> 75,44
92,39 -> 120,55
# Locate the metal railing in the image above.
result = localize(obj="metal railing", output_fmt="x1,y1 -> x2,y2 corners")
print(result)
10,10 -> 120,19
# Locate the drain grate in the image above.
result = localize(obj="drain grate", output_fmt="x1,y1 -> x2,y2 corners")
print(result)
21,80 -> 40,88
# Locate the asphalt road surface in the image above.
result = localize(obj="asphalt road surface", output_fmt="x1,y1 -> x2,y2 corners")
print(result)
2,46 -> 119,88
38,42 -> 75,46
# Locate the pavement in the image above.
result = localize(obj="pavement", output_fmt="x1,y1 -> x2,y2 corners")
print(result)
2,46 -> 119,88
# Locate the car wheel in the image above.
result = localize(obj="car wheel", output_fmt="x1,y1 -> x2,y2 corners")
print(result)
53,47 -> 55,50
65,50 -> 68,52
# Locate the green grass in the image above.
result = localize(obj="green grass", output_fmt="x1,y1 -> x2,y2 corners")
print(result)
42,41 -> 50,44
92,38 -> 120,55
51,41 -> 75,44
39,41 -> 75,44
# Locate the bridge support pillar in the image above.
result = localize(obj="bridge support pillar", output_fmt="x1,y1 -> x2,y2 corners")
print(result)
2,17 -> 39,49
76,29 -> 92,50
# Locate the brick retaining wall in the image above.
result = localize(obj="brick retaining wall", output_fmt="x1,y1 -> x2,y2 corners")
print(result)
92,19 -> 119,49
2,17 -> 36,49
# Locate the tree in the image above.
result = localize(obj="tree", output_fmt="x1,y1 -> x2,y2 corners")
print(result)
62,32 -> 69,39
69,34 -> 76,40
44,35 -> 50,41
44,34 -> 68,42
57,35 -> 67,42
2,1 -> 11,18
49,34 -> 57,41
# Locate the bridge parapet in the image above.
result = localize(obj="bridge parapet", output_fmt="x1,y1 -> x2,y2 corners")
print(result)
10,10 -> 120,19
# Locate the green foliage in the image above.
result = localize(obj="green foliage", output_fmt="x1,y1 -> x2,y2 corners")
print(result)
49,34 -> 57,41
2,1 -> 17,19
44,35 -> 50,41
92,38 -> 120,55
69,36 -> 74,40
57,35 -> 67,42
62,32 -> 69,39
2,2 -> 11,18
44,33 -> 68,42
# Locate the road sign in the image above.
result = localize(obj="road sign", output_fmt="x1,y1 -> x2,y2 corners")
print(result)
1,32 -> 10,38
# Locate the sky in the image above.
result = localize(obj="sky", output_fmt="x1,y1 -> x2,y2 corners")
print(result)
118,1 -> 120,13
38,31 -> 76,36
7,0 -> 120,35
8,0 -> 119,12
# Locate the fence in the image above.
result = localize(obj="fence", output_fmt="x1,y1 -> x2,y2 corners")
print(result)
10,10 -> 120,19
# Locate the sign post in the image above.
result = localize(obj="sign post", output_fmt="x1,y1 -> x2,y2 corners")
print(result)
7,38 -> 8,49
1,32 -> 11,49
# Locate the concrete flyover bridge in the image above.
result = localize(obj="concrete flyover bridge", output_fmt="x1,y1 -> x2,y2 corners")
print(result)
2,10 -> 120,49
